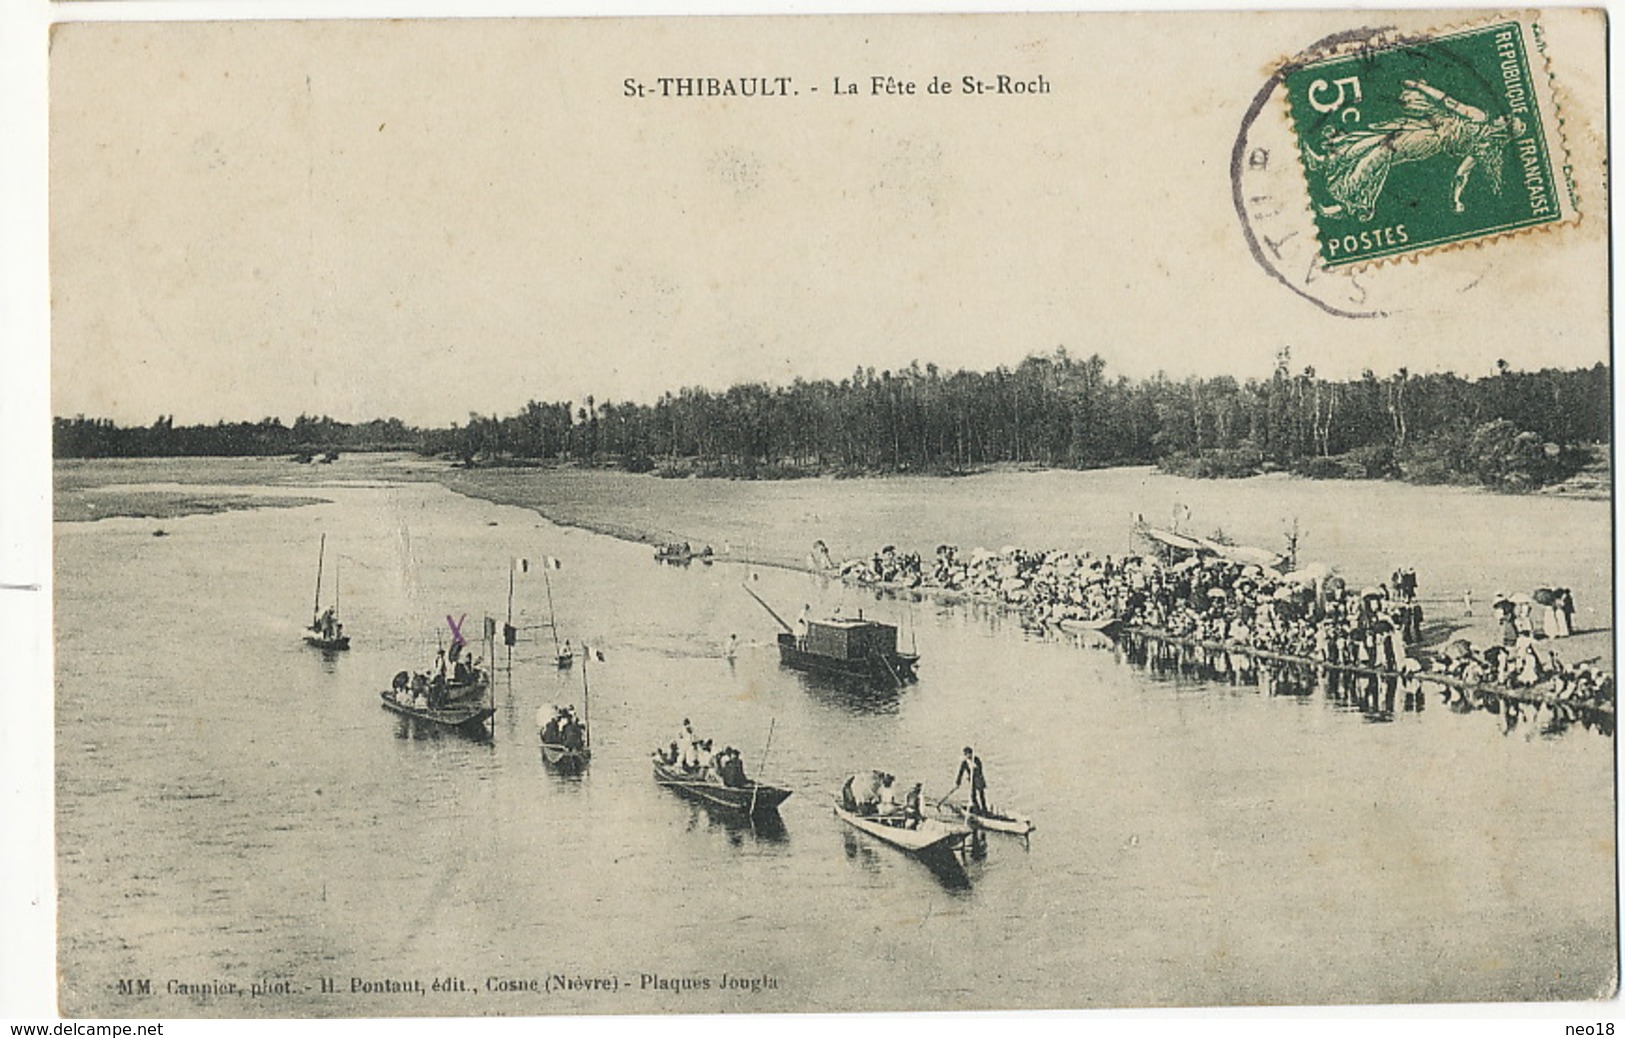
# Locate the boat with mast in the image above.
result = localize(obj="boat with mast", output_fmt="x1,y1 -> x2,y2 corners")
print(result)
539,643 -> 595,768
509,556 -> 573,668
500,557 -> 573,669
303,533 -> 351,651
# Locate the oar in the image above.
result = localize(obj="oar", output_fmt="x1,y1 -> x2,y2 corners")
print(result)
748,717 -> 777,820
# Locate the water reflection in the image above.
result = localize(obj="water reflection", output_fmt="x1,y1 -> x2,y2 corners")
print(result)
312,649 -> 345,674
1121,627 -> 1615,739
794,670 -> 903,716
670,800 -> 789,846
389,715 -> 494,743
838,829 -> 972,893
916,849 -> 972,892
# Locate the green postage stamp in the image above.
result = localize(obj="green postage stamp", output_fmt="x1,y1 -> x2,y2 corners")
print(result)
1284,18 -> 1578,267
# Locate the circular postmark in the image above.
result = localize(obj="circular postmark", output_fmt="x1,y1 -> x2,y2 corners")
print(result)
1233,26 -> 1510,318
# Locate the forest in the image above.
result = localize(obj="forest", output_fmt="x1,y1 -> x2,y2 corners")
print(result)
54,350 -> 1611,493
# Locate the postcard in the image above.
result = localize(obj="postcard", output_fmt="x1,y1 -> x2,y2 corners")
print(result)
30,6 -> 1616,1024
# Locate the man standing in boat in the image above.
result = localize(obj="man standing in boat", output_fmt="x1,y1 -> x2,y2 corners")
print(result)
952,746 -> 989,815
677,718 -> 698,770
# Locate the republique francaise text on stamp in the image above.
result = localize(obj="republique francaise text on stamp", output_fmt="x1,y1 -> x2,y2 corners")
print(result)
1283,17 -> 1577,267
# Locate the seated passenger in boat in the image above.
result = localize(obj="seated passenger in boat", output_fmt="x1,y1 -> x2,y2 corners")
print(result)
841,771 -> 885,814
717,748 -> 747,788
688,738 -> 713,772
903,783 -> 924,827
875,775 -> 902,819
413,692 -> 430,710
562,715 -> 585,750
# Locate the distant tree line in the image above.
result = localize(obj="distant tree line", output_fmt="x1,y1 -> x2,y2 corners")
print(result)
53,413 -> 419,459
55,350 -> 1610,493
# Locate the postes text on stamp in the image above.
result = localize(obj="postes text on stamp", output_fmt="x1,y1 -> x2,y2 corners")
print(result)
1284,20 -> 1573,267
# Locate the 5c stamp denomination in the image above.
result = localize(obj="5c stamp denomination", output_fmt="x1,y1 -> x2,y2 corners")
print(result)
1283,18 -> 1577,267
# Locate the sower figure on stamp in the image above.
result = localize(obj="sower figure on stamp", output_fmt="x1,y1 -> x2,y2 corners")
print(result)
1304,79 -> 1524,221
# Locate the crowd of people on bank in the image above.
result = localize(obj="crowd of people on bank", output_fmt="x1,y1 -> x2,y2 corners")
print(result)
836,541 -> 1610,702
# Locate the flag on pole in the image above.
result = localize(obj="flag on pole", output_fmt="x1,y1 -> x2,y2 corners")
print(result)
544,557 -> 563,570
520,558 -> 529,573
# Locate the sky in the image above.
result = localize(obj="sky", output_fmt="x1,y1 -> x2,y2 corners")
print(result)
46,11 -> 1611,428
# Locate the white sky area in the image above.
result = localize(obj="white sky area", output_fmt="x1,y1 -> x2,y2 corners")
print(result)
48,12 -> 1610,427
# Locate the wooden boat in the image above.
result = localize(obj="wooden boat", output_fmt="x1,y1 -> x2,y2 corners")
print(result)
775,624 -> 919,684
538,704 -> 589,767
539,738 -> 589,769
303,534 -> 351,651
378,689 -> 493,737
1136,524 -> 1286,571
746,585 -> 918,685
383,612 -> 495,737
834,802 -> 972,855
303,626 -> 350,651
651,757 -> 792,816
655,542 -> 713,564
539,643 -> 597,768
941,800 -> 1035,837
1057,617 -> 1121,635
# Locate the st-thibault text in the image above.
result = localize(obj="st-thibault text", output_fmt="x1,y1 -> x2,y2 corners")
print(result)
621,74 -> 1051,99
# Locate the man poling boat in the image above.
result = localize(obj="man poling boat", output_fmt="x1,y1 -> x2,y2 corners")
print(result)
938,747 -> 1034,837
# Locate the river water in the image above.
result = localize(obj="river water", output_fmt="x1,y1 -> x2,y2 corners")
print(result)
54,463 -> 1616,1016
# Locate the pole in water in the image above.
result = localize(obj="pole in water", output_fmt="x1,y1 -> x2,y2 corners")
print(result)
506,559 -> 517,671
544,564 -> 563,659
580,645 -> 592,751
749,717 -> 776,821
